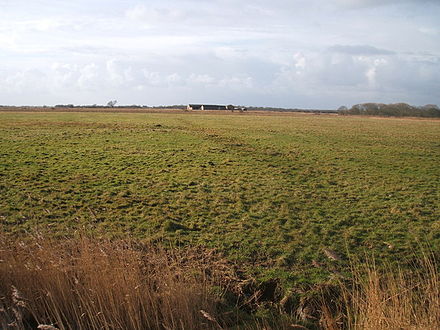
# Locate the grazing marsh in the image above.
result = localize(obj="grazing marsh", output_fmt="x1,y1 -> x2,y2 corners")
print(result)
1,111 -> 439,284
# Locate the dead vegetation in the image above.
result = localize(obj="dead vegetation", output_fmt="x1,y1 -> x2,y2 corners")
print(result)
0,234 -> 241,329
321,254 -> 440,330
0,234 -> 439,329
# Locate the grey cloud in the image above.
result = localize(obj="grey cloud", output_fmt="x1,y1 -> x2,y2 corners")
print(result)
1,0 -> 439,108
376,55 -> 440,92
329,45 -> 395,56
334,0 -> 440,9
270,50 -> 440,108
125,5 -> 187,22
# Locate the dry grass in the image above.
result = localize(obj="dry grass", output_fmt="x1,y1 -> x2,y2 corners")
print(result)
321,253 -> 440,330
1,234 -> 439,330
0,234 -> 241,330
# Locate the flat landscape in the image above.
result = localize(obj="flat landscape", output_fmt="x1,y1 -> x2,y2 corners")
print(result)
2,1 -> 439,327
1,110 -> 439,284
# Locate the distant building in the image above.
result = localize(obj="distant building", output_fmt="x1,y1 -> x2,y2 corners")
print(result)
187,104 -> 246,111
187,104 -> 228,110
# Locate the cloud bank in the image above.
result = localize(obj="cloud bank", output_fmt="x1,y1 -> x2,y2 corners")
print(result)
0,0 -> 439,108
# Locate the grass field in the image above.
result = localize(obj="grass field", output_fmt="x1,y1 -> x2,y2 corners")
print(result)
1,111 -> 439,286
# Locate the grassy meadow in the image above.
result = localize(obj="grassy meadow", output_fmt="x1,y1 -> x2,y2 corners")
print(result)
1,111 -> 439,281
1,110 -> 440,328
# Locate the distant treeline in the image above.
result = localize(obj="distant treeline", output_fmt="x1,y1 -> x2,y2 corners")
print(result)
338,103 -> 440,118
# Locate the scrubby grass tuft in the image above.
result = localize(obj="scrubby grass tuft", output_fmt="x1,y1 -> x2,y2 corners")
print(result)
321,252 -> 440,329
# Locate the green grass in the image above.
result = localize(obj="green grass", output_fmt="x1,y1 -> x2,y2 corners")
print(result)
1,111 -> 439,285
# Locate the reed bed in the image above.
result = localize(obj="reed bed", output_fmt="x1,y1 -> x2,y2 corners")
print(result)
0,234 -> 237,329
321,253 -> 440,330
1,235 -> 438,329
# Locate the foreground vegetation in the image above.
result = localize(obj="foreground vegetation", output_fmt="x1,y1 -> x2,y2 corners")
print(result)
0,110 -> 439,327
1,235 -> 438,329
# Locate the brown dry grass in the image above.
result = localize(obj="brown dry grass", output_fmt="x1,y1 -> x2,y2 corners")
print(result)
0,234 -> 241,329
321,253 -> 440,330
1,234 -> 438,330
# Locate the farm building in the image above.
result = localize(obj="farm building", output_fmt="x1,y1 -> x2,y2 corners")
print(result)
187,104 -> 229,110
187,104 -> 247,111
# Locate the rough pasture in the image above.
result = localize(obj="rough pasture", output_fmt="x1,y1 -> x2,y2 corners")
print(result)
1,111 -> 439,284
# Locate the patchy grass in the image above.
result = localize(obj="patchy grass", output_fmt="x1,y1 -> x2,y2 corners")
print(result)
1,111 -> 439,287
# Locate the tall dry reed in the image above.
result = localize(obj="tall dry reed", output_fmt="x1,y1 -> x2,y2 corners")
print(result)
321,253 -> 440,330
0,234 -> 233,329
1,234 -> 438,330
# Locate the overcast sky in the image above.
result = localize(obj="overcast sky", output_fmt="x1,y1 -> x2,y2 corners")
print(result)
0,0 -> 439,108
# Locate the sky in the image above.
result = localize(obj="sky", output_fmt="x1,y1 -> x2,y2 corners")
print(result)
0,0 -> 439,109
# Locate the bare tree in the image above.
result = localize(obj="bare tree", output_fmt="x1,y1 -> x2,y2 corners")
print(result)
107,100 -> 117,107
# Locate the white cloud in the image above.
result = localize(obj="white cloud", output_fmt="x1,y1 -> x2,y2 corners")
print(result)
77,64 -> 100,90
141,70 -> 163,86
329,45 -> 395,56
214,47 -> 249,60
106,59 -> 125,86
0,0 -> 439,107
418,27 -> 438,36
333,0 -> 439,9
51,63 -> 79,89
293,53 -> 306,72
166,73 -> 183,85
188,74 -> 215,85
218,76 -> 254,89
125,4 -> 185,22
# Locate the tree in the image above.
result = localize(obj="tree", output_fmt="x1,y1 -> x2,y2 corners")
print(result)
337,106 -> 349,115
107,100 -> 117,107
340,102 -> 440,118
421,104 -> 439,110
